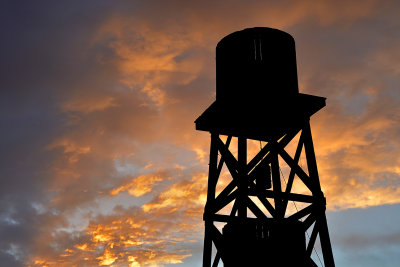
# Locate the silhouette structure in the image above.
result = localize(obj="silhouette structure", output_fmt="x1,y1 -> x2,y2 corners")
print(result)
196,28 -> 335,266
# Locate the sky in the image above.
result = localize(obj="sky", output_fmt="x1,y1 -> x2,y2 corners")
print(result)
1,0 -> 400,266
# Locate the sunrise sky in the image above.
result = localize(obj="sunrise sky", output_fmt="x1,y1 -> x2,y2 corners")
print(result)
2,0 -> 400,266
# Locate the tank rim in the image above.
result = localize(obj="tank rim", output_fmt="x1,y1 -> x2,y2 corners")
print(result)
217,27 -> 294,49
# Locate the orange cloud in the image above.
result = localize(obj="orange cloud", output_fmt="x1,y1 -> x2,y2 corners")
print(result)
142,173 -> 207,213
47,138 -> 91,164
33,207 -> 196,266
97,248 -> 118,266
110,173 -> 165,197
63,95 -> 118,114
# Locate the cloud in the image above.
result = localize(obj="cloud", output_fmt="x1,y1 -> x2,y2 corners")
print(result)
142,173 -> 207,213
2,0 -> 400,266
110,173 -> 166,197
63,95 -> 118,114
26,204 -> 199,266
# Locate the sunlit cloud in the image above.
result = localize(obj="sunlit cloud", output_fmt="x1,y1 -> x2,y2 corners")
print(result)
142,173 -> 207,213
110,173 -> 165,197
63,95 -> 118,114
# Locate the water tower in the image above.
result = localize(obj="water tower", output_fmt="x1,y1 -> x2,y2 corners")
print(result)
195,28 -> 335,266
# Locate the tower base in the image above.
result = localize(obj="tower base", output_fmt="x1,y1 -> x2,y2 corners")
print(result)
220,219 -> 316,267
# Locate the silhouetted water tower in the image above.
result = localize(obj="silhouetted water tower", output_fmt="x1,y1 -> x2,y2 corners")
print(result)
196,27 -> 335,266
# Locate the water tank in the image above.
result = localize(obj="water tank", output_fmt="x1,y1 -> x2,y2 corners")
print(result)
220,220 -> 308,266
216,27 -> 299,108
195,27 -> 326,141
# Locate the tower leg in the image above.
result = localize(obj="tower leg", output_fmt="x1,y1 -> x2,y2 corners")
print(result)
303,122 -> 335,267
203,133 -> 219,267
203,221 -> 213,267
237,137 -> 247,218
